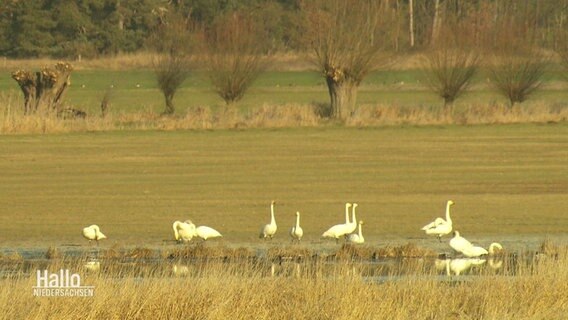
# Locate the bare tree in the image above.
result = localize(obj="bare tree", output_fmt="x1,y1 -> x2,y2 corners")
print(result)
556,24 -> 568,76
422,10 -> 479,107
11,62 -> 73,115
303,0 -> 393,121
148,10 -> 199,115
423,48 -> 478,108
204,12 -> 268,106
486,5 -> 548,107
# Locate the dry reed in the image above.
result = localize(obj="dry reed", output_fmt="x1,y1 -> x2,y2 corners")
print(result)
0,245 -> 566,319
1,97 -> 567,135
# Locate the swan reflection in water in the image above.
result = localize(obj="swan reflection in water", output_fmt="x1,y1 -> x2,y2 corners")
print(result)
435,258 -> 487,276
84,260 -> 101,273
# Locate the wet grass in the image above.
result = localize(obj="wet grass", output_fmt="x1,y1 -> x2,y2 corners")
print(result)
0,124 -> 566,247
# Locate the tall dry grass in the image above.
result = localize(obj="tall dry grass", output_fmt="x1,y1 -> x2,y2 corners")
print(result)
1,91 -> 567,135
0,245 -> 566,319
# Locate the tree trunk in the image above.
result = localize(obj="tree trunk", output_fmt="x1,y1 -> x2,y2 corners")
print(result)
11,62 -> 72,115
163,93 -> 175,115
432,0 -> 442,45
326,77 -> 358,121
409,0 -> 415,48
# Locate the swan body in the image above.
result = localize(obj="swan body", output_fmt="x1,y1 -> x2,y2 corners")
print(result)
290,211 -> 303,242
260,201 -> 277,239
450,231 -> 504,258
348,220 -> 365,244
462,242 -> 503,258
322,224 -> 351,241
462,245 -> 489,257
449,231 -> 473,254
82,225 -> 107,244
173,220 -> 196,242
422,200 -> 454,241
322,203 -> 353,242
195,226 -> 222,241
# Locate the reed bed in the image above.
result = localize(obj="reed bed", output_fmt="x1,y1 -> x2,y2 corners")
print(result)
1,97 -> 567,135
0,244 -> 566,319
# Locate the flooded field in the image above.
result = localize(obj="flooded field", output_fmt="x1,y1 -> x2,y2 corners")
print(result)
1,234 -> 565,282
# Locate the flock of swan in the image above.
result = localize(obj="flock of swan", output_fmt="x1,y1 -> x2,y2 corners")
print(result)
421,200 -> 503,257
82,200 -> 501,258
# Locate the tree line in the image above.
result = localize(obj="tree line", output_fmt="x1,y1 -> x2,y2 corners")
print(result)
1,0 -> 567,59
6,0 -> 568,121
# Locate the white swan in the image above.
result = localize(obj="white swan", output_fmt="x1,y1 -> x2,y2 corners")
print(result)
422,200 -> 454,241
260,201 -> 277,239
195,225 -> 222,241
289,211 -> 303,242
346,203 -> 358,234
449,231 -> 473,254
462,242 -> 503,258
82,225 -> 107,245
322,203 -> 352,242
173,220 -> 196,243
348,220 -> 365,244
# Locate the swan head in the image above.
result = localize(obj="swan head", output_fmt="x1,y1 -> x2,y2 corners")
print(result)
271,200 -> 276,205
359,220 -> 364,225
352,203 -> 358,209
345,203 -> 352,208
448,200 -> 454,206
184,220 -> 193,225
453,230 -> 460,237
295,211 -> 300,216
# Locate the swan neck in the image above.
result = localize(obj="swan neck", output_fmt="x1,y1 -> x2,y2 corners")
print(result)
296,214 -> 300,228
489,243 -> 502,254
351,207 -> 357,224
445,203 -> 452,222
270,204 -> 275,224
172,222 -> 180,239
345,205 -> 350,224
358,223 -> 363,237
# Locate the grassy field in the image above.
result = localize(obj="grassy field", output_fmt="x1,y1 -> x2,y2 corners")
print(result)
0,124 -> 566,247
2,69 -> 567,115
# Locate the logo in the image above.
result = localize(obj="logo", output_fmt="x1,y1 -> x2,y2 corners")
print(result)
32,269 -> 94,297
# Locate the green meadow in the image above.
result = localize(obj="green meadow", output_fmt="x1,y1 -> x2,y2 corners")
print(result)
2,69 -> 567,115
0,124 -> 566,247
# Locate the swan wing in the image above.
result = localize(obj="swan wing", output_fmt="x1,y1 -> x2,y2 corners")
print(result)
422,217 -> 446,230
97,231 -> 107,240
82,226 -> 96,240
197,226 -> 222,239
450,235 -> 473,254
462,245 -> 488,258
348,233 -> 364,244
425,222 -> 452,236
322,224 -> 349,238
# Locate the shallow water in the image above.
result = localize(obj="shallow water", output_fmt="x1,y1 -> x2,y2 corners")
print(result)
0,249 -> 551,282
1,234 -> 566,281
